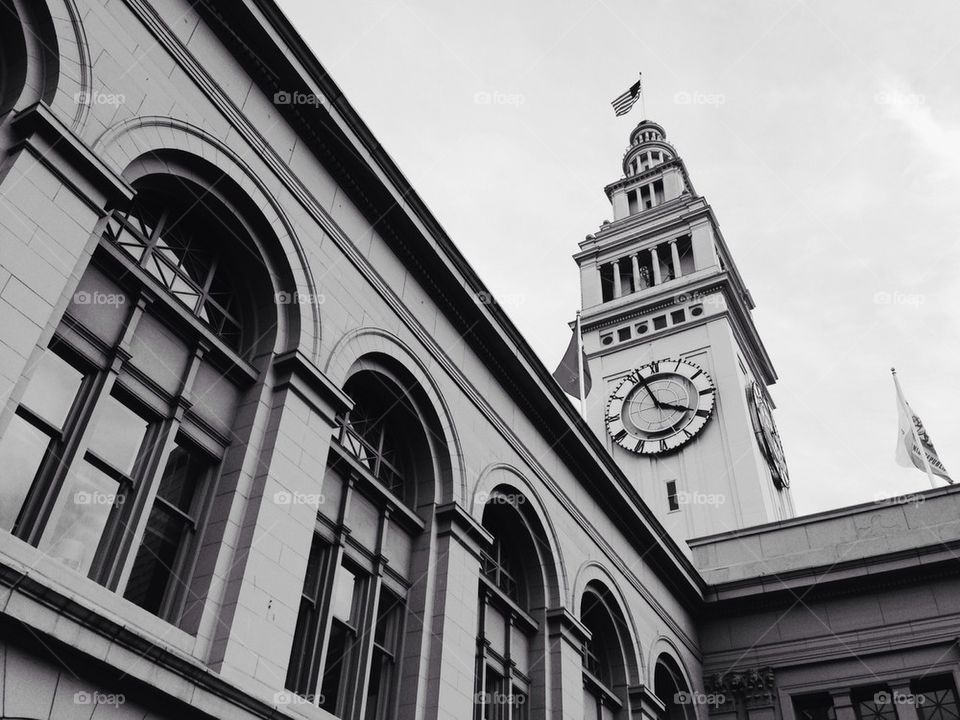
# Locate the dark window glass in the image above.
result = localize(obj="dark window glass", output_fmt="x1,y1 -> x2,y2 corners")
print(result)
512,687 -> 528,720
286,535 -> 332,698
104,196 -> 242,349
484,669 -> 504,720
320,564 -> 360,714
124,443 -> 208,617
667,480 -> 679,512
914,676 -> 960,720
365,591 -> 403,720
793,693 -> 837,720
853,688 -> 897,720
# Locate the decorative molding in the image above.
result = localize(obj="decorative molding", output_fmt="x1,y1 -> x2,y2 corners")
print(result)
705,667 -> 777,708
546,606 -> 591,646
11,101 -> 134,210
434,501 -> 493,559
273,348 -> 352,426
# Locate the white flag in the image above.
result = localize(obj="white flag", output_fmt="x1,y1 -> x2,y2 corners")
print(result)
893,370 -> 952,484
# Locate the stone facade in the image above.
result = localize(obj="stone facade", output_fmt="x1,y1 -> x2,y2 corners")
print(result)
0,2 -> 957,720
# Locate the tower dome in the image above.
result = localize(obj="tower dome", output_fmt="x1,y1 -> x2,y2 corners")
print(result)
622,119 -> 676,177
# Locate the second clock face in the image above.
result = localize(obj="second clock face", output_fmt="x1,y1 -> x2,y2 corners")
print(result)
605,359 -> 716,455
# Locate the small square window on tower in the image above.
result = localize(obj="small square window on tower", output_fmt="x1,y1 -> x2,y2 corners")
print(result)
666,480 -> 680,512
617,327 -> 631,342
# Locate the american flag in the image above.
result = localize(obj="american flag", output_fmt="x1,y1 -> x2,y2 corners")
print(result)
611,75 -> 642,117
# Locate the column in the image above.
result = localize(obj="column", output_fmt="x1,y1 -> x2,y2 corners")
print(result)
612,188 -> 629,219
631,254 -> 642,292
547,608 -> 591,720
612,260 -> 623,298
0,105 -> 132,432
890,682 -> 921,720
629,685 -> 666,720
422,503 -> 491,720
209,351 -> 351,695
670,240 -> 682,280
648,182 -> 657,207
690,220 -> 716,271
650,247 -> 662,285
829,690 -> 859,720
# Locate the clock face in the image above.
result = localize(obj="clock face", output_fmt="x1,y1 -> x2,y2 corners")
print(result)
605,359 -> 716,455
748,382 -> 790,489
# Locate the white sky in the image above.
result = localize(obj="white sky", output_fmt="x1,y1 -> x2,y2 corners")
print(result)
276,0 -> 960,515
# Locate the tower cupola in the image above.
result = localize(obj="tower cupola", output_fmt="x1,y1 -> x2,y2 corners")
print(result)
606,119 -> 690,221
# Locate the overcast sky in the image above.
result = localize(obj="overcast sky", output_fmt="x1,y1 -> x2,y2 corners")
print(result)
276,0 -> 960,515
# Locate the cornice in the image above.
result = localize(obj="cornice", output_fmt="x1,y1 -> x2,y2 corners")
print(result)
604,157 -> 684,197
703,612 -> 960,672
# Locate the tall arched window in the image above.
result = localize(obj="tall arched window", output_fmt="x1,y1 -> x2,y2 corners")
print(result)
475,489 -> 552,720
285,358 -> 447,719
655,654 -> 694,720
581,582 -> 633,720
0,174 -> 274,628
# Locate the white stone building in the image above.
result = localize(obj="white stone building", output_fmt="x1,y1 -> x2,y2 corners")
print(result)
0,2 -> 957,720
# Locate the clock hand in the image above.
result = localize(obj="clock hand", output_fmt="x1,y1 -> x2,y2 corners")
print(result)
633,372 -> 662,408
658,401 -> 692,413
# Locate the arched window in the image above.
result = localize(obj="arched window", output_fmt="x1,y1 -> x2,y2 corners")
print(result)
338,369 -> 427,505
103,178 -> 258,354
475,490 -> 551,720
581,582 -> 632,720
655,654 -> 694,720
285,358 -> 447,719
0,175 -> 274,629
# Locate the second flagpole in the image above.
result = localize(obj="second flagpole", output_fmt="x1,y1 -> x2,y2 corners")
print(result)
576,311 -> 587,418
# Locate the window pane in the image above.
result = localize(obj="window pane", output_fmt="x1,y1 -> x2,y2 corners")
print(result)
20,351 -> 83,430
484,670 -> 504,720
123,504 -> 187,615
332,565 -> 359,623
155,444 -> 204,512
84,395 -> 148,475
513,687 -> 529,720
0,415 -> 50,532
915,678 -> 960,720
39,462 -> 120,575
320,620 -> 350,714
365,592 -> 403,720
123,442 -> 207,616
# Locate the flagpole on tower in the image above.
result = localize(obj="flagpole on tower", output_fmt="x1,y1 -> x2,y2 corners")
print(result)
576,310 -> 587,418
892,368 -> 938,489
639,72 -> 646,119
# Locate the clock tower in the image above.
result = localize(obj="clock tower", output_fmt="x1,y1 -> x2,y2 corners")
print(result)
575,120 -> 794,548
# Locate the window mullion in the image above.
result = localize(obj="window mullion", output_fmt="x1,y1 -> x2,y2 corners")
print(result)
308,542 -> 345,701
98,415 -> 178,591
19,368 -> 112,546
344,572 -> 383,720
